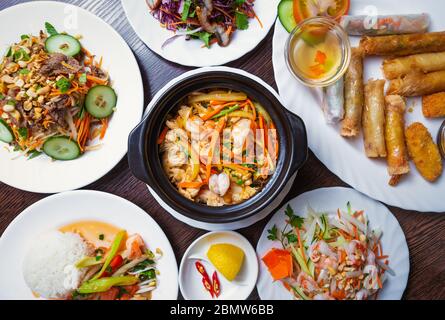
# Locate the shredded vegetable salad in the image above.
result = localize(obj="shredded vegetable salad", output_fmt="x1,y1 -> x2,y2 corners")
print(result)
263,203 -> 393,300
147,0 -> 261,48
0,22 -> 116,161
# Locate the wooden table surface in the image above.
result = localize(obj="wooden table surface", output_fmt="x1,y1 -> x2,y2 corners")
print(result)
1,0 -> 444,300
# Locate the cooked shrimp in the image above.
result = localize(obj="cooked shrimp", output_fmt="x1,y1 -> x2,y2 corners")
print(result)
124,234 -> 145,260
208,172 -> 230,196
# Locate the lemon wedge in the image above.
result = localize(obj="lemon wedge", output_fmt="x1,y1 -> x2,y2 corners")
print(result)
207,243 -> 245,281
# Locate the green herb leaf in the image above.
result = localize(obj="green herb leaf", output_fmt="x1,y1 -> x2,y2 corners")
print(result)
235,11 -> 249,30
6,100 -> 16,106
285,204 -> 304,228
235,0 -> 246,5
138,269 -> 156,282
21,35 -> 30,40
56,77 -> 71,93
0,94 -> 4,100
286,233 -> 298,243
267,225 -> 278,241
197,31 -> 212,48
27,150 -> 42,160
6,47 -> 12,57
95,255 -> 102,261
19,68 -> 30,75
99,234 -> 104,240
45,22 -> 58,36
13,48 -> 30,62
181,0 -> 191,22
18,127 -> 28,139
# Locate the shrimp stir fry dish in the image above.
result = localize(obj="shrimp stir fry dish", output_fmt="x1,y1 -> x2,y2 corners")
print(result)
263,203 -> 393,300
158,89 -> 279,207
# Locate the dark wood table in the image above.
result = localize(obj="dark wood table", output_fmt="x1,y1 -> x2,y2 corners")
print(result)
1,0 -> 444,300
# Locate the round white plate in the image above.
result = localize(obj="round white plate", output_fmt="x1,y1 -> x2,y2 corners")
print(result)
121,0 -> 279,67
179,231 -> 258,300
0,190 -> 179,300
0,1 -> 143,193
273,0 -> 445,212
256,187 -> 410,300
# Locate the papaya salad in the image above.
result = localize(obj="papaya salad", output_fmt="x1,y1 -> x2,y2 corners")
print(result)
262,203 -> 393,300
0,22 -> 116,161
147,0 -> 261,48
159,89 -> 278,206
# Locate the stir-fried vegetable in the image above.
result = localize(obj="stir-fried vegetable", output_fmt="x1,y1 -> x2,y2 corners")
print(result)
159,89 -> 279,207
78,276 -> 139,294
92,230 -> 126,280
264,202 -> 392,300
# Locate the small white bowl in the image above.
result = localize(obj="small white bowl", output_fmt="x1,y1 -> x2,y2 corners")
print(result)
179,231 -> 258,300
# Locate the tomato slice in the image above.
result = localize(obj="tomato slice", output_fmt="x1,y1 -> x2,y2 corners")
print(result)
293,0 -> 350,23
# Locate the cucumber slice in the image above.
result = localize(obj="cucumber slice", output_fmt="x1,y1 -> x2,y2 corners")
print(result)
45,34 -> 81,57
85,85 -> 117,119
0,119 -> 14,143
43,136 -> 80,160
278,0 -> 297,33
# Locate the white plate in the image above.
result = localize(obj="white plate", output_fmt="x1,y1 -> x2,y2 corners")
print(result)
179,231 -> 258,300
272,0 -> 445,212
0,190 -> 179,300
121,0 -> 279,67
256,187 -> 410,300
0,1 -> 143,193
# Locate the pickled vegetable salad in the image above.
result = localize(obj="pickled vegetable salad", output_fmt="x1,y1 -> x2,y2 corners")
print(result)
0,22 -> 117,160
72,231 -> 161,300
263,203 -> 393,300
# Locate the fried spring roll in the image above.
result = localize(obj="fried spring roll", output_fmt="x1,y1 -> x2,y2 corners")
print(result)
360,31 -> 445,56
363,80 -> 387,158
422,92 -> 445,118
385,95 -> 410,183
405,122 -> 443,182
383,52 -> 445,79
341,14 -> 430,36
341,48 -> 364,137
387,70 -> 445,97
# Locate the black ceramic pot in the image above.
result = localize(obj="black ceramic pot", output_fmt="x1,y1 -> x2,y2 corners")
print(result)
128,70 -> 308,224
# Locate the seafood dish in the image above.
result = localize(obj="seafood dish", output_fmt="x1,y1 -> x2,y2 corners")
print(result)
0,22 -> 116,161
23,221 -> 161,300
159,89 -> 278,207
262,203 -> 392,300
146,0 -> 260,48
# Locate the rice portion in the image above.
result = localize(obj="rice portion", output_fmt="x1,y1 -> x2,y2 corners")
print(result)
23,231 -> 90,299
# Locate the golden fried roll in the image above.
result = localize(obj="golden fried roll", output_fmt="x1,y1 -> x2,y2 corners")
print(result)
341,48 -> 364,137
360,31 -> 445,56
405,122 -> 443,182
383,52 -> 445,80
422,92 -> 445,118
363,79 -> 387,157
387,70 -> 445,97
385,95 -> 410,180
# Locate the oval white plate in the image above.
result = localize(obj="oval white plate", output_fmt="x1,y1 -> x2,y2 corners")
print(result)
0,1 -> 143,193
121,0 -> 279,67
273,0 -> 445,212
179,231 -> 258,300
256,187 -> 409,300
0,190 -> 178,300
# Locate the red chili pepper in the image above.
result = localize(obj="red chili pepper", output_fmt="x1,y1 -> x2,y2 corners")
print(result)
195,261 -> 207,276
202,277 -> 214,298
110,255 -> 123,271
212,271 -> 221,297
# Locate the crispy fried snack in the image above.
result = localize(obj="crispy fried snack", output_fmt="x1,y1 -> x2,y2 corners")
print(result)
341,48 -> 364,137
360,31 -> 445,56
363,79 -> 387,157
422,92 -> 445,118
383,52 -> 445,80
387,70 -> 445,97
405,122 -> 443,182
385,95 -> 410,185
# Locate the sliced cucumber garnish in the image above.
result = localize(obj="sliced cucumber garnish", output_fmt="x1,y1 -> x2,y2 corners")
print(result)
0,119 -> 14,143
85,85 -> 117,119
278,0 -> 297,33
43,136 -> 80,160
45,34 -> 81,57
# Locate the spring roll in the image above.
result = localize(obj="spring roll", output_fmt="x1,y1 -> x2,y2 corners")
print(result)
341,14 -> 429,36
322,77 -> 344,124
387,70 -> 445,97
341,48 -> 364,137
363,80 -> 386,158
360,31 -> 445,56
385,95 -> 410,184
422,92 -> 445,118
405,122 -> 443,182
383,52 -> 445,79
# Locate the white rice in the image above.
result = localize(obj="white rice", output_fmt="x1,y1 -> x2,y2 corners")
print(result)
23,231 -> 91,299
